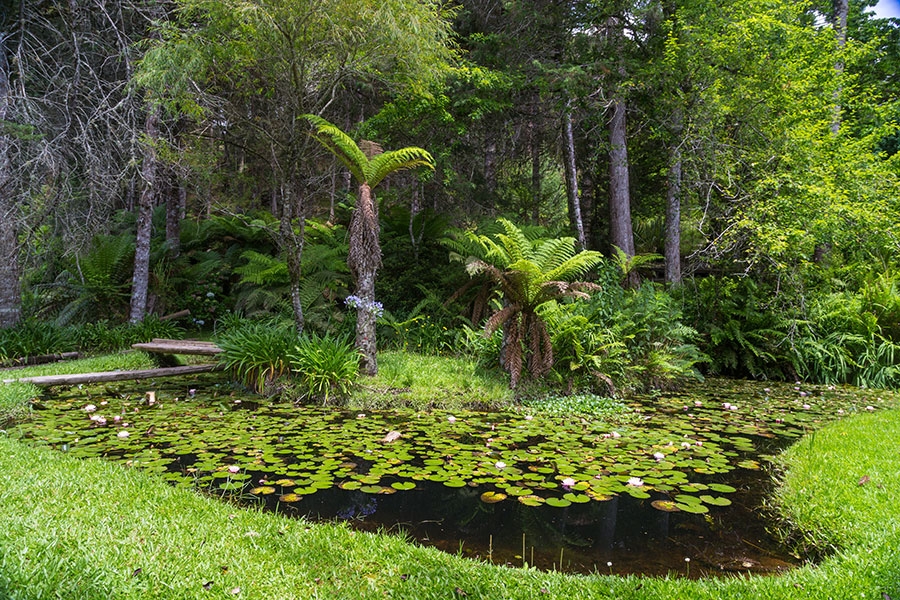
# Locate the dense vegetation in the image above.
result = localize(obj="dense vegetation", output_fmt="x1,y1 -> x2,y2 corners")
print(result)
1,1 -> 899,393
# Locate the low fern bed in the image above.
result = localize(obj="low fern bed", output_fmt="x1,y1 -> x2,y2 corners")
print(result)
0,411 -> 899,599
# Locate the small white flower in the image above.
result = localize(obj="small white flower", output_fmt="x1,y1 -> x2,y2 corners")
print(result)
653,452 -> 665,461
626,477 -> 644,487
447,415 -> 457,423
866,405 -> 875,411
84,404 -> 97,413
610,431 -> 621,439
524,415 -> 533,420
802,404 -> 811,410
89,415 -> 107,425
117,430 -> 130,439
494,461 -> 506,469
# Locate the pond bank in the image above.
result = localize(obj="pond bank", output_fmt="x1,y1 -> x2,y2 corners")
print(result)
0,391 -> 899,597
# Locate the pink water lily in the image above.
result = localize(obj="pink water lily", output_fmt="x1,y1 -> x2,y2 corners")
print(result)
626,477 -> 644,487
84,404 -> 97,413
561,477 -> 576,489
227,465 -> 240,474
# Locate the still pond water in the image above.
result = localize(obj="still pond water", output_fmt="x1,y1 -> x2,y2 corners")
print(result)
13,375 -> 896,578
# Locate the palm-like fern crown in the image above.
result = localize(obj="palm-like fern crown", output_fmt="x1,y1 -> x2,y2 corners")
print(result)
301,114 -> 434,188
452,218 -> 602,306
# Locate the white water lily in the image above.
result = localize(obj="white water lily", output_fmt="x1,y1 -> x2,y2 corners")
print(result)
626,476 -> 644,487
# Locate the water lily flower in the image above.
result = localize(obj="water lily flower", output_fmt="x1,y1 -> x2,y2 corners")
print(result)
89,415 -> 107,425
681,442 -> 692,448
694,400 -> 702,407
722,402 -> 731,410
447,416 -> 457,423
228,465 -> 240,474
84,404 -> 97,413
799,391 -> 808,397
763,388 -> 771,393
626,477 -> 644,487
113,415 -> 122,423
116,430 -> 130,439
188,388 -> 197,397
866,405 -> 875,411
837,409 -> 844,415
561,477 -> 576,489
802,404 -> 811,410
524,415 -> 533,420
729,405 -> 738,411
653,452 -> 665,461
494,461 -> 506,469
611,431 -> 621,439
357,414 -> 366,419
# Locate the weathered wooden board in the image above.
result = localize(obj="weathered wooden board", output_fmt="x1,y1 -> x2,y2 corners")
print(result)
132,338 -> 223,356
4,363 -> 224,386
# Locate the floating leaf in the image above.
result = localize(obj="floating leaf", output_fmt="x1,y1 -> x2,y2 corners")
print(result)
480,491 -> 507,504
651,499 -> 681,512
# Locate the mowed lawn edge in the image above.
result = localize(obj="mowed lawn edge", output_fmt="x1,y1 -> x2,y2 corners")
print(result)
0,410 -> 898,599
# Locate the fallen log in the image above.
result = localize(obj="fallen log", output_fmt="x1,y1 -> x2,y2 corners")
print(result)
1,352 -> 81,368
132,339 -> 223,356
4,363 -> 224,386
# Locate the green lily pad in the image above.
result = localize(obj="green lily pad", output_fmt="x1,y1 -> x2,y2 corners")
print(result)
545,497 -> 572,508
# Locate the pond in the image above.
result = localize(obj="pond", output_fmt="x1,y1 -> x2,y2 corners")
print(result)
12,375 -> 897,578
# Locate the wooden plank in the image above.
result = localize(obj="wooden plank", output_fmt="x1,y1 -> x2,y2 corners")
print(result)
4,363 -> 224,386
132,339 -> 223,355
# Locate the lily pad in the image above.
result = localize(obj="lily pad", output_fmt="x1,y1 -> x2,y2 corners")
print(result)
480,491 -> 507,504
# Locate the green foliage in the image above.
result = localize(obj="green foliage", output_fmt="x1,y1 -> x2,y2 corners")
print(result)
233,220 -> 350,331
48,234 -> 135,325
0,383 -> 38,427
517,393 -> 634,422
0,320 -> 73,361
216,320 -> 298,394
681,277 -> 791,379
288,334 -> 360,405
445,218 -> 603,387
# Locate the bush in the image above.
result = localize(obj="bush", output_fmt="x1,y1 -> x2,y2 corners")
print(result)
288,334 -> 360,404
216,320 -> 297,394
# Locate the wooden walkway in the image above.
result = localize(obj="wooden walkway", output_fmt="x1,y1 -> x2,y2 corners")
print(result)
2,339 -> 225,386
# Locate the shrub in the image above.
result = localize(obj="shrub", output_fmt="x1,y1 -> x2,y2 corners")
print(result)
288,334 -> 360,404
216,320 -> 297,394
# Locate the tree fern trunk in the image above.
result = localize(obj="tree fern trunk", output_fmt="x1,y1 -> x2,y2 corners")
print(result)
350,183 -> 381,376
279,182 -> 305,334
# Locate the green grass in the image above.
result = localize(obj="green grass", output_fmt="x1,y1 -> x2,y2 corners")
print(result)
1,408 -> 900,599
350,350 -> 515,410
0,353 -> 156,426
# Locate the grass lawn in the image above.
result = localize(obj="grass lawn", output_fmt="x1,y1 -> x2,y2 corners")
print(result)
0,354 -> 898,598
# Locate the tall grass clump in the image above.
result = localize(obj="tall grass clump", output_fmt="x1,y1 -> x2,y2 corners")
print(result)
288,334 -> 360,404
0,383 -> 38,427
216,320 -> 297,393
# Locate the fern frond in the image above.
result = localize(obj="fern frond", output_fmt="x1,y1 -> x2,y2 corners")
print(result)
367,147 -> 434,188
301,114 -> 367,184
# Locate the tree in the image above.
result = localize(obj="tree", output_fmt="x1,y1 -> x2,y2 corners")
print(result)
302,114 -> 435,376
446,218 -> 602,388
0,29 -> 20,328
136,0 -> 455,332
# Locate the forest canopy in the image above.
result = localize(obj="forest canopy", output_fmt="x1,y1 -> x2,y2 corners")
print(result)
1,0 -> 899,390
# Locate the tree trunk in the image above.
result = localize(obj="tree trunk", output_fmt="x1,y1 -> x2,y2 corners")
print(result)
165,166 -> 184,258
484,139 -> 497,197
349,183 -> 381,376
608,97 -> 637,286
530,116 -> 542,222
563,101 -> 587,250
278,182 -> 305,334
130,107 -> 160,323
665,110 -> 683,285
0,35 -> 21,329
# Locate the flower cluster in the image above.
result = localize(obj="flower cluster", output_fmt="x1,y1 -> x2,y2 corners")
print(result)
344,295 -> 384,317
